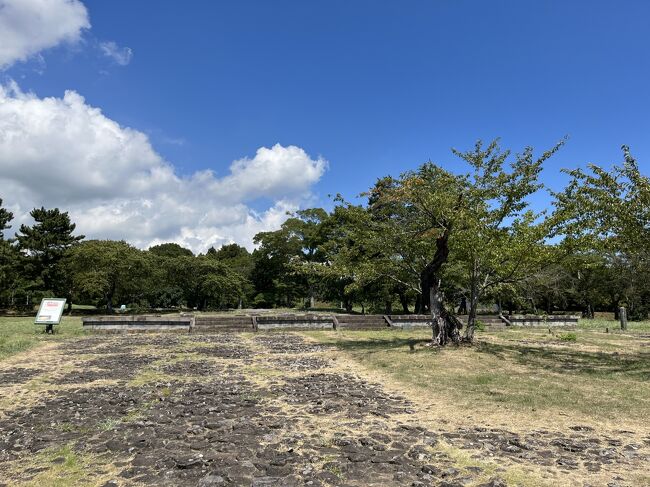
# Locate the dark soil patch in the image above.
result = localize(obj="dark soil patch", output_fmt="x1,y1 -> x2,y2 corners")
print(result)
185,335 -> 245,345
271,356 -> 332,371
0,368 -> 41,384
253,335 -> 332,354
50,369 -> 115,384
158,360 -> 228,377
278,373 -> 413,418
84,353 -> 157,380
193,346 -> 253,360
441,427 -> 650,471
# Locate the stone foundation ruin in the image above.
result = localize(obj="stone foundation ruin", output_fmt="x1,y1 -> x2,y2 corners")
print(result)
82,313 -> 580,333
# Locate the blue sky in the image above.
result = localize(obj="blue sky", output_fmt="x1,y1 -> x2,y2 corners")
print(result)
1,0 -> 649,250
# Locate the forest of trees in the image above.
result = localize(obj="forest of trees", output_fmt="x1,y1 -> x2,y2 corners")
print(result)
1,141 -> 648,343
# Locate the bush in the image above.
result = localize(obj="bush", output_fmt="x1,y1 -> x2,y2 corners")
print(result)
558,332 -> 577,342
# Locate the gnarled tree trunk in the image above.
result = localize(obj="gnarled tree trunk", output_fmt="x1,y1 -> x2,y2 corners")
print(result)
421,229 -> 462,346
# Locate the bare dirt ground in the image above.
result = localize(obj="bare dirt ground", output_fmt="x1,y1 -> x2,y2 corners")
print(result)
0,332 -> 648,486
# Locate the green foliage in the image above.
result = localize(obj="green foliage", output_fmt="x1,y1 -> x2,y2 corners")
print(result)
2,141 -> 649,322
14,207 -> 84,300
148,242 -> 194,258
64,240 -> 147,310
558,332 -> 577,342
0,197 -> 13,240
364,139 -> 564,337
553,146 -> 650,320
0,199 -> 25,308
207,243 -> 254,306
251,209 -> 330,308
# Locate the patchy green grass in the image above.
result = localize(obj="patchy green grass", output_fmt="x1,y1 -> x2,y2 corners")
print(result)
0,316 -> 85,361
578,317 -> 650,332
6,443 -> 118,486
304,325 -> 650,427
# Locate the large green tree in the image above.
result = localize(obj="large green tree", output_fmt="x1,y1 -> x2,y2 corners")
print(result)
15,207 -> 84,304
554,146 -> 650,319
0,198 -> 22,308
251,209 -> 330,308
168,255 -> 246,310
372,139 -> 562,344
207,243 -> 254,308
64,240 -> 147,311
149,242 -> 194,258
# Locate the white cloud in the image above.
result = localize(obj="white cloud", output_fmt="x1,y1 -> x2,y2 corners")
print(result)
0,83 -> 327,252
0,0 -> 90,69
99,41 -> 132,66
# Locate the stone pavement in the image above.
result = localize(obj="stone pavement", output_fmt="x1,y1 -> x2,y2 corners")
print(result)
0,333 -> 648,486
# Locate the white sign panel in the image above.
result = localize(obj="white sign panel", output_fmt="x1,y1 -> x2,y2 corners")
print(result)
35,298 -> 67,325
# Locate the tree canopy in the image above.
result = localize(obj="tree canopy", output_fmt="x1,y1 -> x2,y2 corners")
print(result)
1,140 -> 649,345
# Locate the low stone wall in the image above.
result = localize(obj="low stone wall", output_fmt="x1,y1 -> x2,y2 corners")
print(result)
506,314 -> 580,327
388,314 -> 431,329
83,313 -> 581,333
194,315 -> 254,332
256,315 -> 335,330
82,315 -> 193,333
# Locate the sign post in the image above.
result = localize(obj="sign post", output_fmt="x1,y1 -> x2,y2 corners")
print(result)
35,298 -> 67,334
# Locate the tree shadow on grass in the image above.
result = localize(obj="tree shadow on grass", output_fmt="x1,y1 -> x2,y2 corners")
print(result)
330,337 -> 434,354
476,341 -> 650,379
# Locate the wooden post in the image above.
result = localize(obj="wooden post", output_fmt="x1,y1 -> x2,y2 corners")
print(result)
619,307 -> 628,330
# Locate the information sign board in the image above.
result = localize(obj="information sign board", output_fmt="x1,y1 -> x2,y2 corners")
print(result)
34,298 -> 67,325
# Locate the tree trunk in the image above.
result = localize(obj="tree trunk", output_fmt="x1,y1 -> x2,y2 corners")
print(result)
309,295 -> 315,309
421,229 -> 462,346
414,295 -> 422,314
465,291 -> 479,342
619,306 -> 628,330
385,299 -> 392,315
613,303 -> 620,320
458,296 -> 467,315
398,292 -> 409,314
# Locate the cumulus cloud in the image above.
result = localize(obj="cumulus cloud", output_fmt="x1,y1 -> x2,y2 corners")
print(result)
99,41 -> 133,66
0,83 -> 327,252
0,0 -> 90,69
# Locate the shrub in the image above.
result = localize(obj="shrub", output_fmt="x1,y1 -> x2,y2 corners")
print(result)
558,332 -> 577,342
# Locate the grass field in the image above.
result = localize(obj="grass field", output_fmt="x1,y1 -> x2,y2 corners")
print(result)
2,314 -> 649,430
0,315 -> 85,361
0,315 -> 649,486
305,319 -> 650,433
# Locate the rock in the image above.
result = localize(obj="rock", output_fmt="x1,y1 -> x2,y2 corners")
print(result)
252,477 -> 286,486
422,465 -> 441,475
198,474 -> 226,486
131,454 -> 156,467
174,456 -> 204,469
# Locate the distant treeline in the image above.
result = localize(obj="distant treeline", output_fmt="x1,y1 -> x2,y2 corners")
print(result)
1,140 -> 648,335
